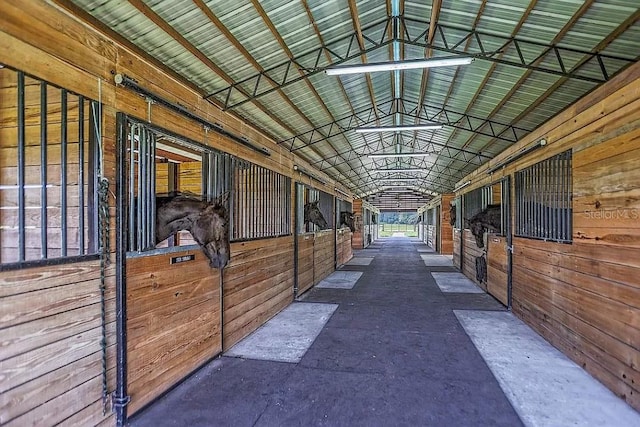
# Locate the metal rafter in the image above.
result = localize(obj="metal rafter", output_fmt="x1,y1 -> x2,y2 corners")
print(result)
204,15 -> 635,111
205,15 -> 393,110
436,0 -> 539,181
281,98 -> 530,152
479,7 -> 640,157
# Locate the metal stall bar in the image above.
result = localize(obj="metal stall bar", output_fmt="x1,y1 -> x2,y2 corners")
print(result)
17,72 -> 26,261
61,89 -> 68,257
128,123 -> 138,251
114,112 -> 131,426
78,96 -> 85,255
40,81 -> 48,259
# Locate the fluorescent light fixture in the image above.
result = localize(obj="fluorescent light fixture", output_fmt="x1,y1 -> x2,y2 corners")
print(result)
453,180 -> 471,192
334,187 -> 351,198
377,178 -> 419,182
325,56 -> 474,75
368,152 -> 431,159
355,124 -> 442,133
373,168 -> 427,173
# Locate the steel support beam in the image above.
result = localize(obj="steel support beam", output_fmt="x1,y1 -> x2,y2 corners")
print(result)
205,16 -> 635,111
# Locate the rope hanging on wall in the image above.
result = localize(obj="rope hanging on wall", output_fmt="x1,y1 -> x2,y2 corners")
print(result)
94,77 -> 112,414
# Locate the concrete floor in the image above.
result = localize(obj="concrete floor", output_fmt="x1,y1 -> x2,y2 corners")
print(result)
129,237 -> 639,427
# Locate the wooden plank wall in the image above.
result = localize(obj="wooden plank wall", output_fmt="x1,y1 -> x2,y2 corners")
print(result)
223,236 -> 294,350
336,230 -> 353,266
0,261 -> 117,426
313,230 -> 335,285
351,199 -> 364,249
427,225 -> 436,249
296,233 -> 315,295
0,0 -> 343,424
461,230 -> 486,290
486,234 -> 508,306
126,251 -> 221,414
452,229 -> 462,269
454,60 -> 640,411
440,194 -> 454,255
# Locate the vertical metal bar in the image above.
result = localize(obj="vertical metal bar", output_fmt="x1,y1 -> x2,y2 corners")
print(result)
78,96 -> 85,255
551,157 -> 556,240
202,152 -> 209,198
128,123 -> 135,251
114,112 -> 131,427
525,168 -> 531,236
137,126 -> 145,250
40,81 -> 48,259
150,130 -> 156,248
567,151 -> 573,241
87,102 -> 99,254
17,72 -> 26,261
61,89 -> 68,257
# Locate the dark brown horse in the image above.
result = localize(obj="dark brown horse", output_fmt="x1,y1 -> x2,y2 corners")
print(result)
465,204 -> 501,248
304,201 -> 328,229
339,211 -> 355,232
156,192 -> 230,269
449,203 -> 456,227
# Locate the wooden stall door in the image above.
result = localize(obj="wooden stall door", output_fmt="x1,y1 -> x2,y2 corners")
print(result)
296,233 -> 315,295
487,235 -> 509,306
126,251 -> 221,415
314,230 -> 335,285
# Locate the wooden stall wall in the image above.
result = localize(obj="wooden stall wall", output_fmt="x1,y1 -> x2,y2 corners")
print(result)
336,229 -> 353,266
313,230 -> 335,285
452,229 -> 462,269
461,230 -> 486,290
440,194 -> 454,255
223,236 -> 294,350
126,252 -> 220,414
0,2 -> 119,423
350,199 -> 364,249
486,234 -> 508,306
296,233 -> 315,295
455,60 -> 640,411
0,1 -> 338,424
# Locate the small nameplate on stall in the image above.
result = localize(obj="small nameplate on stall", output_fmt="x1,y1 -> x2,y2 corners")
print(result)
171,254 -> 195,264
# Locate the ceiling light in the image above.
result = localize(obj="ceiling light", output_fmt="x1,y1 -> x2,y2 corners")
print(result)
453,180 -> 471,192
355,124 -> 442,133
325,56 -> 474,75
368,152 -> 431,159
373,168 -> 427,173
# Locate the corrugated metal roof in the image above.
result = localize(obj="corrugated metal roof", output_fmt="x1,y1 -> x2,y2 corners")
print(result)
69,0 -> 640,199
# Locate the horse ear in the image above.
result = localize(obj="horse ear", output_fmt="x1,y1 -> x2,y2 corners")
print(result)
215,192 -> 230,206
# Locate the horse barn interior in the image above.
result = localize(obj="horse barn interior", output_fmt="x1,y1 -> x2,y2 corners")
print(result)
1,0 -> 640,426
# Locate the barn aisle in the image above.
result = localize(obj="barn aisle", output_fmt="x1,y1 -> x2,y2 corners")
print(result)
129,237 -> 639,426
130,236 -> 522,426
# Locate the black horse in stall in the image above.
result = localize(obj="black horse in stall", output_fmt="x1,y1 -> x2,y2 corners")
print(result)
304,201 -> 329,229
465,204 -> 501,248
339,211 -> 355,232
155,192 -> 230,269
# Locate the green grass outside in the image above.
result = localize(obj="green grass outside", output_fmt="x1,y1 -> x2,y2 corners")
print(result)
378,223 -> 419,238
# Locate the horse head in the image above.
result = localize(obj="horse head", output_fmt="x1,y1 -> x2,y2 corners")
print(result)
449,203 -> 456,227
156,192 -> 230,269
304,201 -> 328,229
465,204 -> 501,248
340,211 -> 355,232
